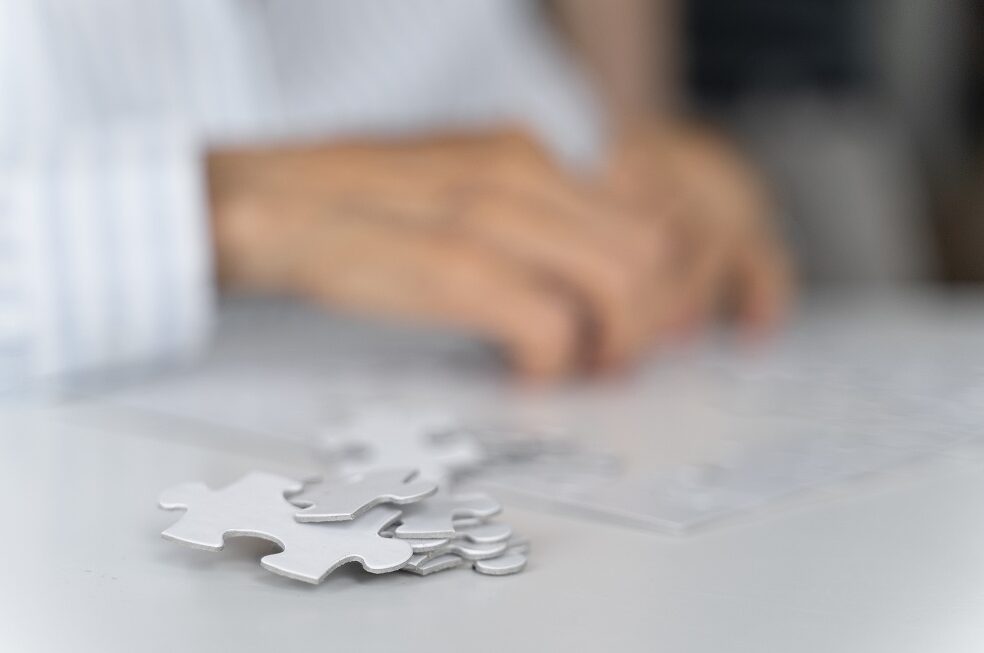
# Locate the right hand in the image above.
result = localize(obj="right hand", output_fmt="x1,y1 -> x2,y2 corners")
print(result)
207,131 -> 693,379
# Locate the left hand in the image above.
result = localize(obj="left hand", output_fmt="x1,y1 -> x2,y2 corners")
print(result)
602,121 -> 793,340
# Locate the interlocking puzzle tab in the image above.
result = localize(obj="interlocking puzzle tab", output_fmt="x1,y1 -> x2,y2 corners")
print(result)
158,468 -> 527,584
159,471 -> 412,583
291,468 -> 437,522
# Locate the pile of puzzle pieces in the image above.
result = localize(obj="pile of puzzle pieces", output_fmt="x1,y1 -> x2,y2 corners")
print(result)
158,467 -> 528,583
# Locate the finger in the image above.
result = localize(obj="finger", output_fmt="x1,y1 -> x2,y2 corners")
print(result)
293,215 -> 585,379
731,234 -> 794,337
479,153 -> 682,363
458,189 -> 665,371
658,211 -> 732,340
487,156 -> 670,272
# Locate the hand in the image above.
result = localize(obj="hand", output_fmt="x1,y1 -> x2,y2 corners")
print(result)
207,128 -> 786,379
604,122 -> 793,338
208,131 -> 676,378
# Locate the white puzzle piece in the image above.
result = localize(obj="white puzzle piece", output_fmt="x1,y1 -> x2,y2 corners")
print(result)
383,533 -> 452,553
472,547 -> 528,576
393,488 -> 500,539
159,471 -> 413,584
291,468 -> 437,522
472,537 -> 529,576
425,539 -> 508,561
454,521 -> 512,544
450,517 -> 484,529
319,408 -> 483,482
403,553 -> 466,576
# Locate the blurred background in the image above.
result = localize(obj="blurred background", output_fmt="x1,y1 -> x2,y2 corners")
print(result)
3,0 -> 983,389
683,0 -> 981,285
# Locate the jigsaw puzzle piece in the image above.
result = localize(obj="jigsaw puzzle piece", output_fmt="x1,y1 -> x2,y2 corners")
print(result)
159,482 -> 223,549
159,472 -> 412,584
319,407 -> 483,482
472,547 -> 528,576
471,537 -> 529,576
394,529 -> 508,557
454,521 -> 512,544
262,506 -> 410,581
429,539 -> 508,561
291,468 -> 437,522
160,474 -> 304,551
393,489 -> 500,539
383,534 -> 452,553
403,553 -> 465,576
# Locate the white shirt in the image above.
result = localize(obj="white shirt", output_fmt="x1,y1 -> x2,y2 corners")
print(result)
0,0 -> 602,390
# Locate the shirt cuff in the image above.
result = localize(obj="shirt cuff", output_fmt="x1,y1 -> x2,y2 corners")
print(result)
1,123 -> 214,386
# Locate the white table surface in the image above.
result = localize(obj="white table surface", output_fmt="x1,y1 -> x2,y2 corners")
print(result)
4,293 -> 984,652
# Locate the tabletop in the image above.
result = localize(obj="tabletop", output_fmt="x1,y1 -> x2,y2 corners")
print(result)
4,292 -> 984,652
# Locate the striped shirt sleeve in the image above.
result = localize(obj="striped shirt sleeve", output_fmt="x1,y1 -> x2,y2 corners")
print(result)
0,124 -> 214,390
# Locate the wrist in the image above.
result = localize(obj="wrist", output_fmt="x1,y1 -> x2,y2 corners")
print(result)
207,151 -> 315,294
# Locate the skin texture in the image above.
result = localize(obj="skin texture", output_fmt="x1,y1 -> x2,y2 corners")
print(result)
208,128 -> 791,379
603,122 -> 793,338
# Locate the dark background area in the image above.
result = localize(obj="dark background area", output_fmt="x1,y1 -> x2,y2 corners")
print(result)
684,0 -> 982,284
688,0 -> 867,104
